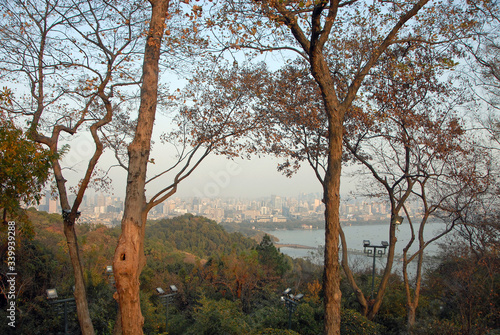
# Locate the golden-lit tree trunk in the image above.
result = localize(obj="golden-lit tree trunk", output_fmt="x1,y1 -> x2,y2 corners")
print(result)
322,129 -> 343,335
309,39 -> 345,335
112,1 -> 169,334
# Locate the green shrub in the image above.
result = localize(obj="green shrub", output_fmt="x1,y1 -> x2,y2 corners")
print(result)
410,318 -> 461,335
252,329 -> 300,335
341,308 -> 383,335
185,297 -> 250,335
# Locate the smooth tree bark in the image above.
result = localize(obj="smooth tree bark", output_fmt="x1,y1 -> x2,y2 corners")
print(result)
112,1 -> 169,333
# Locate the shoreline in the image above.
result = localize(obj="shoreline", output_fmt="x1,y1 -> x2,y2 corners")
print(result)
275,243 -> 315,250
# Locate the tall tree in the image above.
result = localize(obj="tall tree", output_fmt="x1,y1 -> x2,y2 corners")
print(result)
253,42 -> 490,327
211,1 -> 471,332
341,42 -> 470,323
252,48 -> 472,325
111,14 -> 266,335
0,1 -> 147,333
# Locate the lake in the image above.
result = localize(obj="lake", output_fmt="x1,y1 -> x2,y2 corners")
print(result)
266,222 -> 449,275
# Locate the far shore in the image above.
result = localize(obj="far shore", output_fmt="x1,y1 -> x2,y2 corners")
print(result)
275,243 -> 315,250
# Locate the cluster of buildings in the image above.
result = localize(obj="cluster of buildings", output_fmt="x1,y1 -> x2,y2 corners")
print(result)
36,192 -> 424,228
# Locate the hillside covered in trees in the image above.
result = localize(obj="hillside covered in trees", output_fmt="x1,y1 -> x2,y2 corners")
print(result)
0,209 -> 498,334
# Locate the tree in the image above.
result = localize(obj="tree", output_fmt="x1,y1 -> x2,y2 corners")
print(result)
0,1 -> 147,333
111,6 -> 267,334
0,104 -> 53,225
274,39 -> 495,328
111,2 -> 171,333
425,238 -> 500,334
256,234 -> 291,277
211,2 -> 470,333
341,41 -> 482,326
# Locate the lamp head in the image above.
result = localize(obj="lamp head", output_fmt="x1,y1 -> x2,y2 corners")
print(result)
46,288 -> 58,299
393,215 -> 404,225
156,287 -> 165,295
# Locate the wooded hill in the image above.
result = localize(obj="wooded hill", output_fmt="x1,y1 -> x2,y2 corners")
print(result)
0,208 -> 498,334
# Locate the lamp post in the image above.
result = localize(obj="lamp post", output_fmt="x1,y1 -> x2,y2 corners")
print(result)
280,288 -> 304,330
363,240 -> 389,298
156,285 -> 178,331
105,265 -> 120,317
105,265 -> 115,288
46,288 -> 75,335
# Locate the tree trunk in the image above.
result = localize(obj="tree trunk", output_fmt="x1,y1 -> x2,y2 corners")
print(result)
367,222 -> 397,319
112,1 -> 169,334
63,219 -> 95,335
320,85 -> 344,335
403,237 -> 424,331
407,303 -> 416,331
323,155 -> 342,335
340,227 -> 369,316
113,301 -> 122,335
309,44 -> 344,335
52,153 -> 95,335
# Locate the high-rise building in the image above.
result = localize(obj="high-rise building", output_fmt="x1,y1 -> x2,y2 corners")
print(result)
48,197 -> 59,213
272,195 -> 283,211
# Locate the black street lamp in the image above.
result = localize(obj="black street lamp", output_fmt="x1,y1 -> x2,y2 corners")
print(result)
363,240 -> 389,298
156,285 -> 178,331
46,288 -> 75,335
280,288 -> 304,330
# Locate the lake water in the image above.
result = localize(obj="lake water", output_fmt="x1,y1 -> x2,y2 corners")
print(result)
266,222 -> 449,275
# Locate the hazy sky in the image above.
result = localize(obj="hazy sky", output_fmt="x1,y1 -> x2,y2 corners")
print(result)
154,155 -> 323,199
58,60 -> 361,201
61,130 -> 360,200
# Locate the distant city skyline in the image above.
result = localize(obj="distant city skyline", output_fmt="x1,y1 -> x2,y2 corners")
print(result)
37,188 -> 427,229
